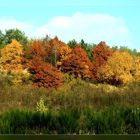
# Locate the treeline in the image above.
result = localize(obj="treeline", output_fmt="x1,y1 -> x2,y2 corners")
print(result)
0,28 -> 140,88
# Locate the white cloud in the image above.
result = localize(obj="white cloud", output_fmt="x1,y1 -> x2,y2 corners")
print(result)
0,19 -> 35,37
0,13 -> 132,47
36,12 -> 132,47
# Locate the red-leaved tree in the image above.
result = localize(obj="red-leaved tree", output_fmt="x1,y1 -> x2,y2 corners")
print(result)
28,40 -> 62,88
61,45 -> 93,79
91,41 -> 113,81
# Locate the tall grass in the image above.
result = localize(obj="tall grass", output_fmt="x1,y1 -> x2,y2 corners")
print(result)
0,77 -> 140,112
0,106 -> 140,134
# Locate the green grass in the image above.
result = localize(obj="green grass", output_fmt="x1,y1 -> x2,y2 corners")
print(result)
0,106 -> 140,134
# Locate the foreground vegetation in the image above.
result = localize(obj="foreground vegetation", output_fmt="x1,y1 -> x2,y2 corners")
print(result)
0,106 -> 140,134
1,76 -> 140,134
0,77 -> 140,112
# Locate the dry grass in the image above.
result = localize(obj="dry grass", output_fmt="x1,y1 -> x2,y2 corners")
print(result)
0,77 -> 140,112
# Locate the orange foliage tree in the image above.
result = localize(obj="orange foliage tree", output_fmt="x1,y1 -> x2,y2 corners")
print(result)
97,51 -> 134,85
28,40 -> 62,88
44,36 -> 71,67
29,40 -> 46,60
91,41 -> 113,81
61,45 -> 93,79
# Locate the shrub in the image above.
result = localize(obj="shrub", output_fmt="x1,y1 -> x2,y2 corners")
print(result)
36,97 -> 48,113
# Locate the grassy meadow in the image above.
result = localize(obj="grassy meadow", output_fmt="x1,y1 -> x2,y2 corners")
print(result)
0,75 -> 140,134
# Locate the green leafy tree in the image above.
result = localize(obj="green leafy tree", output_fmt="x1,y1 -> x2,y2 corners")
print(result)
68,39 -> 94,60
112,46 -> 140,57
80,39 -> 88,50
80,39 -> 95,60
0,31 -> 5,48
67,39 -> 78,48
0,29 -> 28,48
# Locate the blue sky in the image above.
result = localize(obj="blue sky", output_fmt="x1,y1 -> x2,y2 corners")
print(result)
0,0 -> 140,50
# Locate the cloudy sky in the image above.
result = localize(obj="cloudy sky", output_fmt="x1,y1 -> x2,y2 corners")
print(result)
0,0 -> 140,50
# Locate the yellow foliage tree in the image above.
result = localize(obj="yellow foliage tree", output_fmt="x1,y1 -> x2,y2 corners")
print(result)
97,51 -> 134,85
0,39 -> 23,73
132,57 -> 140,81
0,39 -> 30,85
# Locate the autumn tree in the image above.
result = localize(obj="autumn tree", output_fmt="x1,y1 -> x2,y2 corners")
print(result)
97,51 -> 134,85
0,39 -> 30,85
131,57 -> 140,81
0,39 -> 23,73
28,40 -> 62,88
61,45 -> 93,79
29,40 -> 46,60
43,36 -> 71,67
92,41 -> 113,81
29,59 -> 62,88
